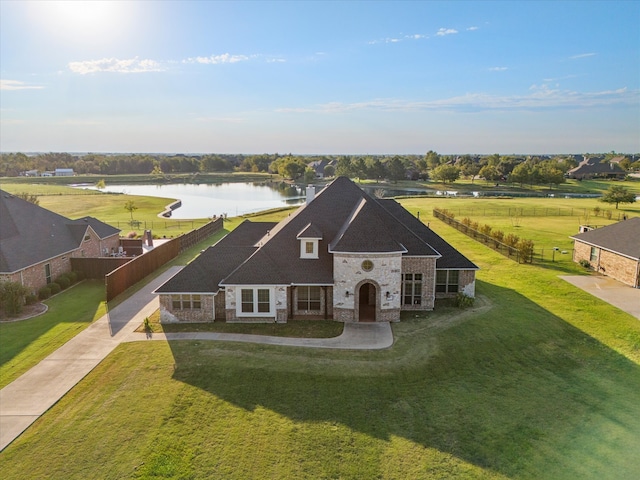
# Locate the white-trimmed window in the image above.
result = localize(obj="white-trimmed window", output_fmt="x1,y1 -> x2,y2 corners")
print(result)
171,294 -> 202,310
589,247 -> 598,262
238,287 -> 273,316
402,273 -> 422,305
300,239 -> 319,259
436,270 -> 459,294
297,286 -> 321,311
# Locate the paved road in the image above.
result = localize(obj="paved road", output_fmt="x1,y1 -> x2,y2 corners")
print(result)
0,266 -> 393,451
561,275 -> 640,319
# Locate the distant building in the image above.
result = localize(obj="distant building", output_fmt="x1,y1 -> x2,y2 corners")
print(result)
24,169 -> 40,177
54,168 -> 74,176
567,157 -> 626,180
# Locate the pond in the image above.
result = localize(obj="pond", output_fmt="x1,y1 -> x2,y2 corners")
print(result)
77,182 -> 306,219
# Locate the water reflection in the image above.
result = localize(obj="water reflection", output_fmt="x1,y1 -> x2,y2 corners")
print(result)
79,182 -> 306,219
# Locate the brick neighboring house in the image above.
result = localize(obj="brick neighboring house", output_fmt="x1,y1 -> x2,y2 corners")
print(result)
567,156 -> 626,180
571,218 -> 640,288
0,189 -> 120,294
155,176 -> 478,323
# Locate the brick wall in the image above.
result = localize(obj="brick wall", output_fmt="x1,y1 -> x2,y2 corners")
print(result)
401,257 -> 437,311
574,240 -> 639,287
159,294 -> 215,322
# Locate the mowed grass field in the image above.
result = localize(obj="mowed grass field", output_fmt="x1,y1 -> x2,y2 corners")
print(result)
1,193 -> 639,479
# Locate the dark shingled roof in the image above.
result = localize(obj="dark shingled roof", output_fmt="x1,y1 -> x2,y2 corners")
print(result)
157,177 -> 478,293
0,189 -> 120,273
154,220 -> 277,293
377,199 -> 479,269
571,218 -> 640,260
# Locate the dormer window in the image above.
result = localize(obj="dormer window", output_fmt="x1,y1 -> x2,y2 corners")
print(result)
297,222 -> 322,259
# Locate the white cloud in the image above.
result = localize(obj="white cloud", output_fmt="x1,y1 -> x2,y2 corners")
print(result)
266,58 -> 286,63
184,54 -> 250,64
467,26 -> 479,31
68,57 -> 164,74
570,52 -> 596,59
489,67 -> 508,71
406,34 -> 427,40
436,28 -> 458,36
0,79 -> 44,90
276,87 -> 638,114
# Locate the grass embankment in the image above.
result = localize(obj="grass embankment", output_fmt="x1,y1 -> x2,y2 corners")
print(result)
1,200 -> 638,479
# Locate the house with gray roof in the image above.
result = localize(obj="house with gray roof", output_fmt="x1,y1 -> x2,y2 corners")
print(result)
567,157 -> 626,180
0,189 -> 120,294
155,177 -> 478,323
571,217 -> 640,288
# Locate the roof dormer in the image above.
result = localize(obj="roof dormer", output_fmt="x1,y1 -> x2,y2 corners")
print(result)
297,223 -> 322,259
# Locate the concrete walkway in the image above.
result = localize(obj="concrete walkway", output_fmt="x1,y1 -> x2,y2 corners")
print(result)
0,266 -> 393,451
561,275 -> 640,319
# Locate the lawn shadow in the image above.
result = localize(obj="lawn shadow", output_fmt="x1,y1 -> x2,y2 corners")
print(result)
165,281 -> 640,478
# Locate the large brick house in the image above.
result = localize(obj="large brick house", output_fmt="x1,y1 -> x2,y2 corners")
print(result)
155,177 -> 478,323
0,189 -> 120,294
571,218 -> 640,288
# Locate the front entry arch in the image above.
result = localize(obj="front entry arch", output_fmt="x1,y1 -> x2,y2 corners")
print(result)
358,282 -> 376,322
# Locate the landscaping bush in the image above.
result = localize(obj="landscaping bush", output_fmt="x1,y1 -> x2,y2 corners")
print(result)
67,271 -> 78,283
517,239 -> 535,263
579,259 -> 591,269
49,282 -> 62,295
55,275 -> 71,290
453,292 -> 475,308
504,233 -> 520,248
38,286 -> 52,300
0,281 -> 30,315
25,293 -> 38,305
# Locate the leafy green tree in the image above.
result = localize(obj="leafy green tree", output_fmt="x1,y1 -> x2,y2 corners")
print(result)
303,168 -> 316,184
431,164 -> 460,184
335,156 -> 354,177
124,200 -> 138,222
323,165 -> 335,178
479,165 -> 501,183
387,156 -> 406,182
424,150 -> 441,170
600,185 -> 637,209
96,179 -> 106,189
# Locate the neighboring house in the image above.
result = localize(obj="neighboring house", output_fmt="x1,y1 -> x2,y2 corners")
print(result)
0,189 -> 120,294
54,168 -> 74,176
155,176 -> 478,323
567,157 -> 626,180
307,159 -> 335,179
24,169 -> 40,177
570,217 -> 640,288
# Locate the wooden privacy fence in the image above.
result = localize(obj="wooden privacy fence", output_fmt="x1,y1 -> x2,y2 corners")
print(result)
71,257 -> 131,280
105,218 -> 223,301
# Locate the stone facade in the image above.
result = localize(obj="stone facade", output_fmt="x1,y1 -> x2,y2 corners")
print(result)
333,252 -> 403,322
574,240 -> 640,287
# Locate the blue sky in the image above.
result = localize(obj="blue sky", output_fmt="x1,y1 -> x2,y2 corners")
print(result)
1,0 -> 638,154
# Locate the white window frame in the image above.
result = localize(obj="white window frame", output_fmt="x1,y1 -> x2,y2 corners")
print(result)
171,294 -> 202,310
236,287 -> 275,317
300,239 -> 319,259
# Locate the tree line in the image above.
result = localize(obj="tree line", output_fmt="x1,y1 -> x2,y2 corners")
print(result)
1,151 -> 638,188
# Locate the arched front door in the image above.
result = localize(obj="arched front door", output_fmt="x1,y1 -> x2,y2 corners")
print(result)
358,282 -> 376,322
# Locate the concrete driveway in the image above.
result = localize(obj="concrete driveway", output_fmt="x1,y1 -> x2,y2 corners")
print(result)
561,275 -> 640,319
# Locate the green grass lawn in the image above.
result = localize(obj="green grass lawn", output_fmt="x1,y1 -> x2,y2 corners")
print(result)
1,199 -> 638,479
0,281 -> 107,389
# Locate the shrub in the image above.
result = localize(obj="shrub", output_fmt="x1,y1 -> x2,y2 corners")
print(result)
49,282 -> 62,295
127,231 -> 137,238
453,293 -> 475,309
67,271 -> 78,283
491,229 -> 504,247
38,286 -> 52,300
0,281 -> 30,315
579,259 -> 591,269
517,239 -> 535,263
25,294 -> 38,305
504,233 -> 520,248
56,275 -> 71,290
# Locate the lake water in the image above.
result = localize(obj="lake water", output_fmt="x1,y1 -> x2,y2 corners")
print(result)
78,183 -> 307,219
